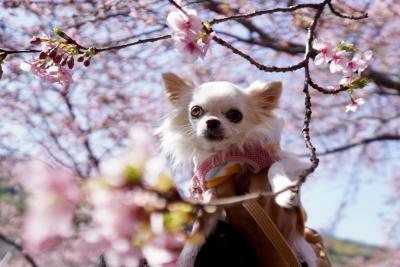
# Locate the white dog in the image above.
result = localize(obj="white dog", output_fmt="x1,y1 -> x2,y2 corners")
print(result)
159,73 -> 317,267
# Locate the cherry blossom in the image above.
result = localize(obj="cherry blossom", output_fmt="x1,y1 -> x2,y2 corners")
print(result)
345,98 -> 366,112
329,50 -> 347,73
313,40 -> 333,65
20,61 -> 73,89
16,160 -> 80,253
173,34 -> 209,61
167,7 -> 211,61
166,8 -> 202,36
341,50 -> 373,85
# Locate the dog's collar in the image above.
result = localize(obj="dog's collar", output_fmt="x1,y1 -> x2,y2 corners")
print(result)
190,143 -> 280,199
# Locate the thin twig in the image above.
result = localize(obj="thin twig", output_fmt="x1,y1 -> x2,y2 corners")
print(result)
210,3 -> 321,25
328,2 -> 368,20
59,92 -> 99,173
96,34 -> 171,53
213,35 -> 305,72
313,134 -> 400,156
0,49 -> 40,54
0,233 -> 39,267
307,71 -> 348,94
168,0 -> 188,16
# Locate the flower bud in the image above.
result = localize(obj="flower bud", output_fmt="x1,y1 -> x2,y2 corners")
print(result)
53,27 -> 67,39
30,37 -> 42,45
48,48 -> 57,59
67,56 -> 74,69
53,54 -> 63,64
77,56 -> 85,62
39,52 -> 47,60
83,59 -> 91,67
60,56 -> 68,66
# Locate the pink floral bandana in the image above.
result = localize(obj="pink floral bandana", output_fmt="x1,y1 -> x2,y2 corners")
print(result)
190,143 -> 279,200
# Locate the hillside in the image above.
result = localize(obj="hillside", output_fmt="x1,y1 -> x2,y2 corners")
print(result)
324,236 -> 394,267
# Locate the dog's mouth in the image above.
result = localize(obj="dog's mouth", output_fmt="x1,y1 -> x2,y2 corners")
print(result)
204,129 -> 225,141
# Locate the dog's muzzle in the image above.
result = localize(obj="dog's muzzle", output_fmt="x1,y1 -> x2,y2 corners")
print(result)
204,119 -> 224,141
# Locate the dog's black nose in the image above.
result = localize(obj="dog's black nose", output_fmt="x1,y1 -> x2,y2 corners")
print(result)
206,119 -> 221,129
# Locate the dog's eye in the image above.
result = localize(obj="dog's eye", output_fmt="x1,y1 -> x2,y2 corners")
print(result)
226,109 -> 242,123
190,105 -> 204,118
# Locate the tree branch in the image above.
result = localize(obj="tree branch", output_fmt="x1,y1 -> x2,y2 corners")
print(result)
316,134 -> 400,156
0,233 -> 38,267
209,3 -> 321,25
212,35 -> 305,72
297,0 -> 327,184
328,2 -> 368,20
205,1 -> 398,92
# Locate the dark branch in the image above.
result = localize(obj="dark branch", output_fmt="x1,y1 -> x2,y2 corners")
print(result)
364,69 -> 400,92
328,2 -> 368,20
316,134 -> 400,156
212,35 -> 305,72
209,3 -> 321,25
96,34 -> 171,53
0,233 -> 38,267
297,0 -> 327,184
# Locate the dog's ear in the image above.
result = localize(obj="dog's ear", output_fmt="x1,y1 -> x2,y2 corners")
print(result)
247,81 -> 282,111
162,72 -> 193,102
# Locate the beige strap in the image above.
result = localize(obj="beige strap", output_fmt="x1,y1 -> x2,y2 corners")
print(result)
243,200 -> 301,267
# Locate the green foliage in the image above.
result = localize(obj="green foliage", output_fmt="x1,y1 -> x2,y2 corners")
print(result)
348,78 -> 373,90
0,177 -> 25,213
325,236 -> 389,267
124,165 -> 142,185
336,41 -> 355,52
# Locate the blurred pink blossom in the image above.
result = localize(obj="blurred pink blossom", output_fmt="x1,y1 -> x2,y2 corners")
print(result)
86,184 -> 144,266
166,8 -> 202,36
142,233 -> 186,267
86,176 -> 174,267
20,61 -> 73,89
16,160 -> 80,253
345,98 -> 366,112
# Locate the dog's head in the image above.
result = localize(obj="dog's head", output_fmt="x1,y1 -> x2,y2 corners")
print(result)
159,72 -> 282,165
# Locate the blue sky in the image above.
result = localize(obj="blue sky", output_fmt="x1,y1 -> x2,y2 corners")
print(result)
303,164 -> 394,246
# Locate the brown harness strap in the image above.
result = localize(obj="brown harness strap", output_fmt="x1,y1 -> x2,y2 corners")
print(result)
242,200 -> 301,267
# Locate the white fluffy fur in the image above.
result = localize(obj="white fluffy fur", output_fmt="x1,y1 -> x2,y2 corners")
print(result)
159,80 -> 283,165
159,75 -> 316,267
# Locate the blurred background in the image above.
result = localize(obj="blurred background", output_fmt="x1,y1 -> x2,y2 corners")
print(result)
0,0 -> 399,266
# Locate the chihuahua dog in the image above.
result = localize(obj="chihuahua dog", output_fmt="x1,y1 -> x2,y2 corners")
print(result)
159,73 -> 317,267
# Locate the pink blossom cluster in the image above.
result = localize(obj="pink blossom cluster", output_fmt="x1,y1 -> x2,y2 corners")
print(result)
167,7 -> 212,61
16,160 -> 80,253
20,36 -> 74,90
83,127 -> 191,266
313,39 -> 373,112
86,181 -> 187,267
17,127 -> 196,266
313,39 -> 373,85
